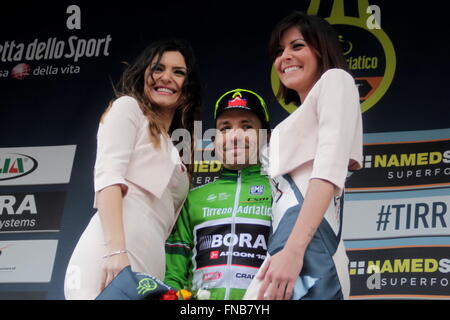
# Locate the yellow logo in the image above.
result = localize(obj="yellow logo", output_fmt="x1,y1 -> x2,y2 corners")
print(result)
136,278 -> 158,295
232,92 -> 243,99
350,259 -> 448,275
193,160 -> 222,173
271,0 -> 396,113
368,152 -> 448,168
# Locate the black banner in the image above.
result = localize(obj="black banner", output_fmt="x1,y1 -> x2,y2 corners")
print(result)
347,139 -> 450,191
348,246 -> 450,298
0,192 -> 66,233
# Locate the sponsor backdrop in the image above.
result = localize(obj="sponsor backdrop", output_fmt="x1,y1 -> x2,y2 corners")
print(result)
1,1 -> 449,299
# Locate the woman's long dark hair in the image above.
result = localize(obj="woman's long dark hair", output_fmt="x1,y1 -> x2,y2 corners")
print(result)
268,11 -> 350,106
107,39 -> 202,180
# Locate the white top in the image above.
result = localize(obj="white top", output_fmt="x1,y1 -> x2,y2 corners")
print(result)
94,96 -> 187,204
268,68 -> 363,196
64,96 -> 189,299
243,69 -> 362,300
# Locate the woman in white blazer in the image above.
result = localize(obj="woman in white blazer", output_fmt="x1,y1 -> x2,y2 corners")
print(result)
64,39 -> 202,299
244,11 -> 363,300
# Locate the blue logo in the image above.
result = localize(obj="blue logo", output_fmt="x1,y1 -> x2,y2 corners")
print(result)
250,185 -> 264,195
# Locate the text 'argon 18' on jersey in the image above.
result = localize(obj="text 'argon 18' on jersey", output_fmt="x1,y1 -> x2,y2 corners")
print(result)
164,165 -> 272,300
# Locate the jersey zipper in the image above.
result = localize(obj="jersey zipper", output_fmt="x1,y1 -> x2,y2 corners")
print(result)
224,170 -> 241,300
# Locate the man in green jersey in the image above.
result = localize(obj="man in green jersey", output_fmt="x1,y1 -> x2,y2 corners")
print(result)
164,88 -> 272,300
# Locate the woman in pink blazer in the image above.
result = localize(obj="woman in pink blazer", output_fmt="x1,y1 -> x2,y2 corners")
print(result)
245,11 -> 363,300
64,39 -> 202,299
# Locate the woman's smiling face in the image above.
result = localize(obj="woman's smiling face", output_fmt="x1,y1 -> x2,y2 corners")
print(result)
144,50 -> 187,110
274,26 -> 320,102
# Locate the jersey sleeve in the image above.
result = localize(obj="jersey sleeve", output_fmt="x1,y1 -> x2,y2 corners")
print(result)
309,69 -> 362,193
164,199 -> 194,290
93,96 -> 142,208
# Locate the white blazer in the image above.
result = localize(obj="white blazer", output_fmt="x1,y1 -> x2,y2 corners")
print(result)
269,68 -> 363,194
93,96 -> 181,207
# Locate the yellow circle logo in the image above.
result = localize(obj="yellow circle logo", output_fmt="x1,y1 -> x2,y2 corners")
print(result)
271,0 -> 396,114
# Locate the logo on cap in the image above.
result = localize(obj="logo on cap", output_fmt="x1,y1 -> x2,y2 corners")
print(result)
226,92 -> 250,110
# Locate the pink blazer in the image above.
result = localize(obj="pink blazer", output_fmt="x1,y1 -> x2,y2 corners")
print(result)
93,96 -> 180,207
269,68 -> 363,193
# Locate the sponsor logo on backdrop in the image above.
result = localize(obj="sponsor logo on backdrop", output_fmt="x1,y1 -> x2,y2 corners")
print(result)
0,153 -> 38,181
347,246 -> 450,298
329,0 -> 395,113
343,194 -> 450,240
0,5 -> 105,80
0,145 -> 76,186
0,244 -> 13,258
271,0 -> 396,113
194,161 -> 222,173
10,63 -> 31,80
0,192 -> 67,233
347,139 -> 450,191
0,240 -> 58,283
192,160 -> 221,188
0,34 -> 113,79
0,36 -> 112,63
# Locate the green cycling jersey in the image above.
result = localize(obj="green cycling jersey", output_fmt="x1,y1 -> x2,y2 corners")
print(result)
164,165 -> 272,300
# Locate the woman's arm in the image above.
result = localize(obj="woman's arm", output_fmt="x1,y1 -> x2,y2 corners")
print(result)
97,184 -> 130,291
257,178 -> 335,300
94,97 -> 143,292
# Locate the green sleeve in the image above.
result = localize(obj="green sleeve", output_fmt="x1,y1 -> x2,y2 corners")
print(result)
164,199 -> 194,290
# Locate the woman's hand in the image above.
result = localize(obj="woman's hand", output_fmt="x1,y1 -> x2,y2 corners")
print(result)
99,251 -> 130,292
256,248 -> 304,300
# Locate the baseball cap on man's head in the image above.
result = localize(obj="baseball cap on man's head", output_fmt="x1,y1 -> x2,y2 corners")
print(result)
214,89 -> 270,129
